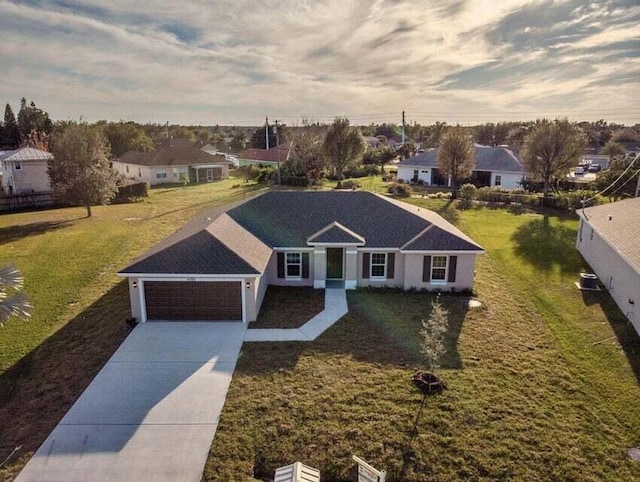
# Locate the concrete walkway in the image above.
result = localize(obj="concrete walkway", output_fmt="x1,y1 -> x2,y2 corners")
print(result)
16,322 -> 247,482
244,288 -> 348,342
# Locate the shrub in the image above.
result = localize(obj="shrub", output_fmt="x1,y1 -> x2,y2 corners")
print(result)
460,183 -> 477,200
340,179 -> 359,190
116,182 -> 149,201
280,176 -> 309,187
388,183 -> 412,197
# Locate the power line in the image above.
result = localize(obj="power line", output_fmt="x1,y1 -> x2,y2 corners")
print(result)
583,153 -> 639,203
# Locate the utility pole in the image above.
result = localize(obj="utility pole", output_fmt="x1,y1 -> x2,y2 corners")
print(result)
275,120 -> 281,185
265,117 -> 269,150
166,121 -> 170,146
402,110 -> 406,145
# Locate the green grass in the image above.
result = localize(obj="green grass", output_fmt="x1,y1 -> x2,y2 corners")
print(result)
0,177 -> 266,478
204,200 -> 640,481
251,287 -> 325,329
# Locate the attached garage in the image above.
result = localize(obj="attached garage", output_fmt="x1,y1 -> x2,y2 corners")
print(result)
143,281 -> 243,321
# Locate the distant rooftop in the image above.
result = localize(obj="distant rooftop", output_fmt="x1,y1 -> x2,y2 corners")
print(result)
0,147 -> 53,162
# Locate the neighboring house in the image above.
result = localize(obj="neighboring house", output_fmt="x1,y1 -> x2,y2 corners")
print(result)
112,146 -> 228,186
580,154 -> 610,170
236,144 -> 291,167
397,145 -> 525,189
0,147 -> 53,195
576,197 -> 640,335
119,191 -> 485,322
201,144 -> 239,168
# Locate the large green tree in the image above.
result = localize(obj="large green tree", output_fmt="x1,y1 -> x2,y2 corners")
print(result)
49,123 -> 119,217
17,98 -> 52,147
323,117 -> 365,187
286,121 -> 326,177
522,118 -> 587,199
1,104 -> 20,149
437,126 -> 475,199
103,121 -> 154,158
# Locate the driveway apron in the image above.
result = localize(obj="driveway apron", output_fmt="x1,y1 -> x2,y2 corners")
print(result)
16,322 -> 247,482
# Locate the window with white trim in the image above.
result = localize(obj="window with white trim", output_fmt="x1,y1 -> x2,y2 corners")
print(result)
286,252 -> 302,278
14,161 -> 21,170
495,175 -> 502,186
371,253 -> 387,278
156,170 -> 167,179
431,255 -> 447,281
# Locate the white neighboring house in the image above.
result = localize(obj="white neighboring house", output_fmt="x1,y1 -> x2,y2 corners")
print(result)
576,197 -> 640,335
0,147 -> 53,195
112,146 -> 229,186
397,144 -> 525,189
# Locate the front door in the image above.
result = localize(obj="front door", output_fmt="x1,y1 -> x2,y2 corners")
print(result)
206,169 -> 214,182
326,248 -> 344,279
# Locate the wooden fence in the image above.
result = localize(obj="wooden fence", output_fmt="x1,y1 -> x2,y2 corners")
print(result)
0,192 -> 54,212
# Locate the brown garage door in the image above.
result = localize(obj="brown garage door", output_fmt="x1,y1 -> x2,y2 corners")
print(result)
144,281 -> 242,321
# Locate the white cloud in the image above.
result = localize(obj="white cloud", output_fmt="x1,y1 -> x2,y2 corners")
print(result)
0,0 -> 637,124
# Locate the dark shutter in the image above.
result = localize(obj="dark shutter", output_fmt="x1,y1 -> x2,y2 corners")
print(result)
362,253 -> 370,279
387,253 -> 395,279
277,252 -> 285,278
302,252 -> 310,278
448,256 -> 457,282
422,256 -> 431,282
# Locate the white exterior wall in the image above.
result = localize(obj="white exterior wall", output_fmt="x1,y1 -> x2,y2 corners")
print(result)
491,171 -> 523,189
403,252 -> 477,291
577,219 -> 639,334
2,160 -> 51,194
397,165 -> 431,184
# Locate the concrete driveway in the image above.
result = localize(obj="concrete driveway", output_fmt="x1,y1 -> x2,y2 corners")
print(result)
16,322 -> 247,482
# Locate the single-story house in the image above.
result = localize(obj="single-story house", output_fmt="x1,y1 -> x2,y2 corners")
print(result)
118,191 -> 485,322
201,144 -> 239,168
112,146 -> 228,186
0,147 -> 53,195
236,144 -> 290,167
576,197 -> 640,335
397,144 -> 525,189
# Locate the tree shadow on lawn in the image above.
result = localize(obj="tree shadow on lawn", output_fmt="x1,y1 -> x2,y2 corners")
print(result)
0,219 -> 78,246
581,289 -> 640,383
0,281 -> 133,476
511,215 -> 582,275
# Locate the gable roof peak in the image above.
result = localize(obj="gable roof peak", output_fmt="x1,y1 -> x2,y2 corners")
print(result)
307,221 -> 366,245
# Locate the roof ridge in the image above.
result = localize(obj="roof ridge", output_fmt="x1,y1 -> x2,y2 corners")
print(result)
400,224 -> 434,250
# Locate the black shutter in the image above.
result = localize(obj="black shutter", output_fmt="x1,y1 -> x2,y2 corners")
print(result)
422,256 -> 431,282
387,253 -> 395,279
302,253 -> 310,278
362,253 -> 370,279
448,256 -> 457,283
277,252 -> 285,278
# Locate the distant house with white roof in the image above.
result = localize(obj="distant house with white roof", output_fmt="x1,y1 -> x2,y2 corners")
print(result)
397,144 -> 525,189
0,147 -> 53,195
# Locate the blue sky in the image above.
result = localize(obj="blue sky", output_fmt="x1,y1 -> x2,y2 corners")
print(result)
1,0 -> 638,125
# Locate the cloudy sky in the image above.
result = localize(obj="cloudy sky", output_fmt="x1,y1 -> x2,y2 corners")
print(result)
1,0 -> 638,125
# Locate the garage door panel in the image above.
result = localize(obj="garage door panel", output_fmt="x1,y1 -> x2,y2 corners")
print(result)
144,281 -> 242,321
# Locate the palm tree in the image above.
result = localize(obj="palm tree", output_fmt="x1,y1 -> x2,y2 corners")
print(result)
0,264 -> 31,326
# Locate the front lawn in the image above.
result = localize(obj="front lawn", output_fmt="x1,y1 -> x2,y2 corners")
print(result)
251,287 -> 325,329
204,201 -> 640,481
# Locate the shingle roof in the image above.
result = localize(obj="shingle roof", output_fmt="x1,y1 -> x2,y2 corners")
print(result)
0,147 -> 53,161
398,145 -> 524,173
117,146 -> 226,167
120,191 -> 484,276
236,144 -> 290,162
578,197 -> 640,274
307,222 -> 366,244
120,230 -> 260,275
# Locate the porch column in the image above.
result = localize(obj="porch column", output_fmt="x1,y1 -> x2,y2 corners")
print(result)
313,249 -> 326,288
345,248 -> 358,289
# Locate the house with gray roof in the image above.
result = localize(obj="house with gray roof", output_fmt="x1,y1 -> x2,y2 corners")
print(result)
0,147 -> 53,195
119,191 -> 484,322
576,197 -> 640,335
397,145 -> 525,189
112,146 -> 228,186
